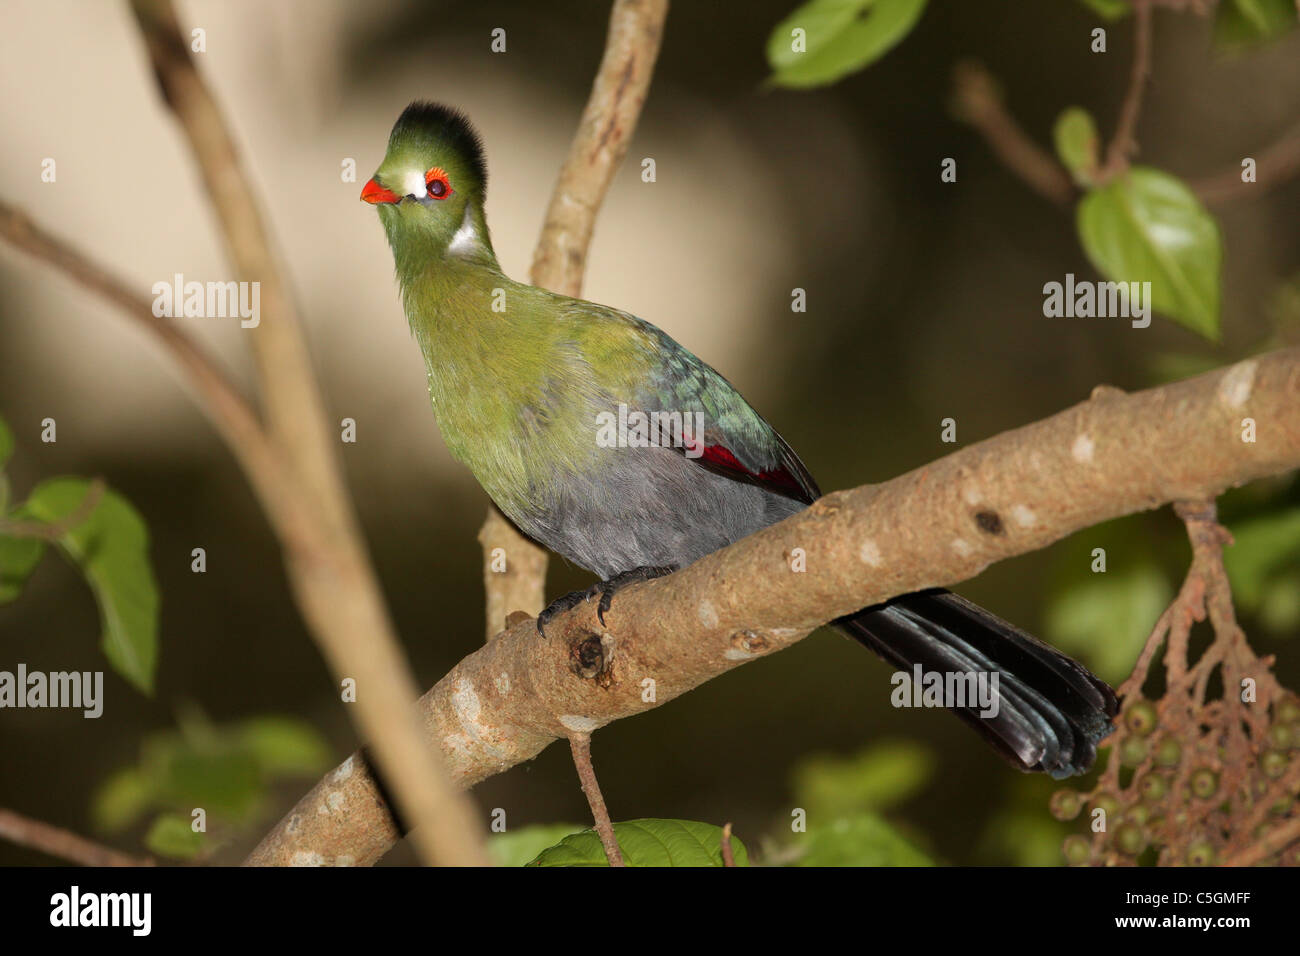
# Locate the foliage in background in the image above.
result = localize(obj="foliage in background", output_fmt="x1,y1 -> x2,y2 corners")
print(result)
0,413 -> 159,692
772,0 -> 1300,342
529,819 -> 749,867
492,741 -> 934,866
766,0 -> 929,88
92,707 -> 331,861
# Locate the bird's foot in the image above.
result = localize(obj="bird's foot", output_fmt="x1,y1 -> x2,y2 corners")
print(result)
536,584 -> 602,638
594,565 -> 676,625
536,565 -> 676,638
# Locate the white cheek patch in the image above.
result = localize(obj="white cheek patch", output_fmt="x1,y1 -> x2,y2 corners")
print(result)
401,169 -> 428,200
448,207 -> 478,255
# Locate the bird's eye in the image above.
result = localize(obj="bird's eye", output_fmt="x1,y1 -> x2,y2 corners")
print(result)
425,167 -> 453,200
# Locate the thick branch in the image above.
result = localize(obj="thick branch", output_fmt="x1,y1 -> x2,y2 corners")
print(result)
247,348 -> 1300,865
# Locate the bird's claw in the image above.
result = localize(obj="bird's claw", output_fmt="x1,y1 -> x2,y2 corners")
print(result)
535,565 -> 676,638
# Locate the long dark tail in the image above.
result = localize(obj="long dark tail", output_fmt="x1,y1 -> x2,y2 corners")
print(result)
837,589 -> 1118,779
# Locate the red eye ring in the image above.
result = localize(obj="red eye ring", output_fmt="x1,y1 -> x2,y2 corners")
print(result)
425,167 -> 453,200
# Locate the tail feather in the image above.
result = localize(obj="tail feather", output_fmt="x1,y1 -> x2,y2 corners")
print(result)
836,589 -> 1118,778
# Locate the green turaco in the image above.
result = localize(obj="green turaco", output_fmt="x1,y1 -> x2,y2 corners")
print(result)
363,101 -> 1117,777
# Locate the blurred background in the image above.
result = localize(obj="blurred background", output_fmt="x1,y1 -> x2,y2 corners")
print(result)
1,0 -> 1298,865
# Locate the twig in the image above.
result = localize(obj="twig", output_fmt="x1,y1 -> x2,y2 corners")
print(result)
1102,0 -> 1154,177
0,807 -> 153,867
0,201 -> 288,527
568,733 -> 624,867
1190,122 -> 1300,205
951,60 -> 1075,206
720,822 -> 737,867
478,506 -> 548,642
247,350 -> 1300,866
1225,816 -> 1300,867
0,478 -> 105,540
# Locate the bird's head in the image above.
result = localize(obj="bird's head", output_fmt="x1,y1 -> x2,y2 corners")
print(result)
362,101 -> 493,264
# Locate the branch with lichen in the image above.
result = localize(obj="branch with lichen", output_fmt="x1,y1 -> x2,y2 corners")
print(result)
246,348 -> 1300,866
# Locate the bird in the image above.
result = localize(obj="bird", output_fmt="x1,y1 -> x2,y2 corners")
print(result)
362,101 -> 1118,779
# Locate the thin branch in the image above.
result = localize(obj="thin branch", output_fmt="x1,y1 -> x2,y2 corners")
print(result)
1225,815 -> 1300,867
0,201 -> 289,529
247,348 -> 1300,866
1103,0 -> 1154,177
1190,121 -> 1300,205
720,822 -> 737,867
0,478 -> 105,540
478,506 -> 549,642
951,60 -> 1076,206
568,733 -> 624,866
0,807 -> 152,867
479,0 -> 670,640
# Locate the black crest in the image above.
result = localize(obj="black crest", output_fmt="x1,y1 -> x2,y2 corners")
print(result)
389,101 -> 488,196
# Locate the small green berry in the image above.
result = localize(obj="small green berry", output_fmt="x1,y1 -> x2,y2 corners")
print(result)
1139,774 -> 1168,802
1050,789 -> 1082,821
1154,737 -> 1182,768
1115,822 -> 1147,855
1124,700 -> 1158,736
1185,839 -> 1216,866
1063,834 -> 1092,865
1267,723 -> 1291,751
1092,792 -> 1120,819
1190,768 -> 1219,800
1120,736 -> 1149,767
1261,750 -> 1289,779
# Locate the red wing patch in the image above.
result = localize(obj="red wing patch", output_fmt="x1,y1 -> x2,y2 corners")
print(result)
699,444 -> 809,500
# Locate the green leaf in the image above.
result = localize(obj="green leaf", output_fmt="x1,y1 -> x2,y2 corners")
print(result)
91,767 -> 153,833
1077,167 -> 1223,340
19,478 -> 159,693
235,717 -> 332,776
1258,573 -> 1300,635
489,824 -> 585,867
1053,107 -> 1101,187
142,734 -> 264,824
529,819 -> 749,867
143,813 -> 206,860
1224,508 -> 1300,609
1078,0 -> 1131,19
1147,351 -> 1227,385
795,813 -> 933,866
767,0 -> 928,89
0,534 -> 46,605
792,740 -> 935,818
1214,0 -> 1297,50
0,415 -> 13,470
1046,563 -> 1173,684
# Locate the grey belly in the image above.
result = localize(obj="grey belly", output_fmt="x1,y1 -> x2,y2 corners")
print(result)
508,444 -> 806,579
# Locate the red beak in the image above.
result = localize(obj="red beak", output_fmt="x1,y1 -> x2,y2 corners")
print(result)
361,177 -> 401,204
